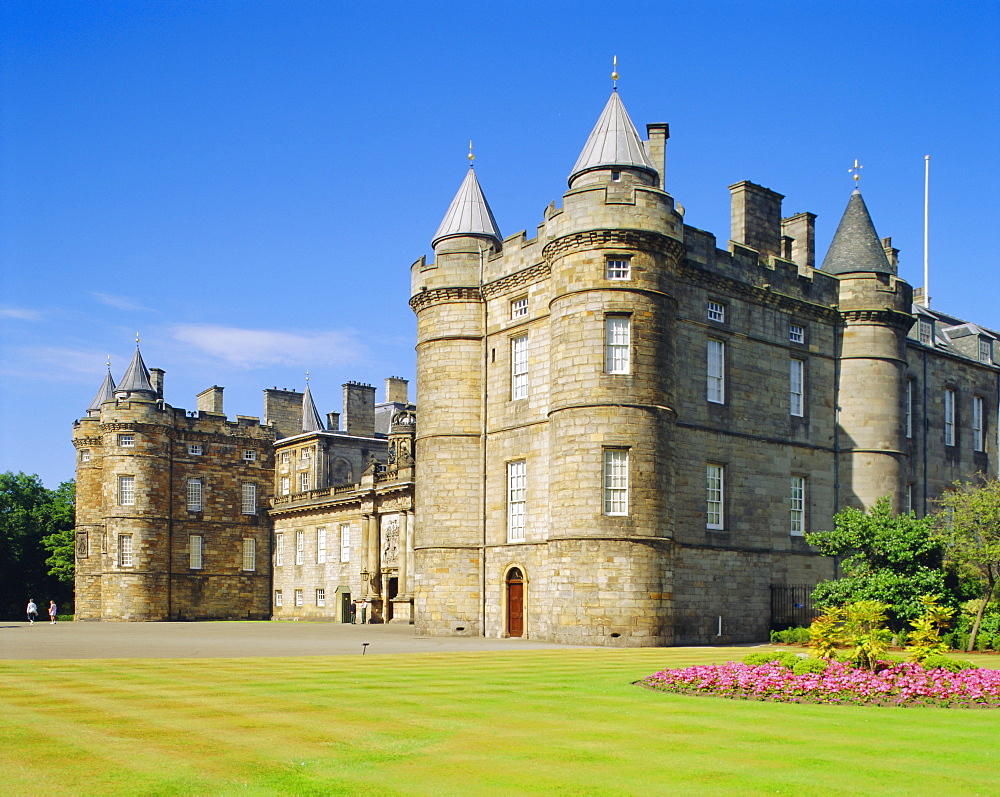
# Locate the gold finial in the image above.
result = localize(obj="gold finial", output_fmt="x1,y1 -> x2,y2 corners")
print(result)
468,140 -> 474,165
107,354 -> 111,370
135,332 -> 140,346
305,370 -> 310,383
849,158 -> 863,186
611,55 -> 618,89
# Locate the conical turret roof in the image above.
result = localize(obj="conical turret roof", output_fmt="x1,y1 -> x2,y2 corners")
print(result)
87,369 -> 116,412
431,167 -> 502,249
820,189 -> 894,275
569,91 -> 657,185
302,383 -> 324,432
116,346 -> 154,394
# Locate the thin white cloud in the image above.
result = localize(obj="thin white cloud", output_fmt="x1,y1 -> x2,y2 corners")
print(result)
92,292 -> 153,312
0,307 -> 43,321
172,324 -> 368,369
0,345 -> 111,380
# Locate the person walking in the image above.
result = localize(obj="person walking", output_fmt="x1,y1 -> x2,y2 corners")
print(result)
350,600 -> 357,624
26,599 -> 38,625
48,600 -> 57,624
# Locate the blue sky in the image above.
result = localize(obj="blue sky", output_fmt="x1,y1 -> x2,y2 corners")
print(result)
2,1 -> 998,488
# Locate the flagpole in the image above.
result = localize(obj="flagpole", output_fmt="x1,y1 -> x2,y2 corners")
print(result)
923,155 -> 930,307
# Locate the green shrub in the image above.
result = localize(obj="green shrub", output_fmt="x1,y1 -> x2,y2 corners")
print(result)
941,632 -> 957,650
792,658 -> 829,675
743,650 -> 801,669
770,627 -> 811,645
921,654 -> 977,673
975,633 -> 992,652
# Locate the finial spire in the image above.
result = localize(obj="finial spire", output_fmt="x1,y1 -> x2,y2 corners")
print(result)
106,354 -> 111,370
611,55 -> 618,90
468,140 -> 474,166
135,332 -> 140,346
849,158 -> 863,188
305,370 -> 311,383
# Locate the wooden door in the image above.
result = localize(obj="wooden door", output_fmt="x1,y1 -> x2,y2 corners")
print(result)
507,568 -> 524,637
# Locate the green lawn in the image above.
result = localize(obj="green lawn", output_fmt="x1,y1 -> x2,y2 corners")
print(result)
3,646 -> 1000,795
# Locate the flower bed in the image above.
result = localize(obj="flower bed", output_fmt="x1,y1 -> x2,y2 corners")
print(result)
640,660 -> 1000,708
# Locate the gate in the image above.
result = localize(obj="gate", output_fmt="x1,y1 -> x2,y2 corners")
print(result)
769,584 -> 816,631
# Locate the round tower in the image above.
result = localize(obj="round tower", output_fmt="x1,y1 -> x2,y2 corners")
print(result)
825,189 -> 914,511
409,164 -> 501,635
98,346 -> 173,620
541,90 -> 685,645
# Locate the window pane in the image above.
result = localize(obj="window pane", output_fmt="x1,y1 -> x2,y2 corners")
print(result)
790,477 -> 805,536
790,360 -> 804,417
605,317 -> 630,374
706,465 -> 723,529
707,301 -> 725,322
341,525 -> 351,563
789,324 -> 804,344
603,449 -> 629,515
317,528 -> 327,563
190,535 -> 203,569
119,534 -> 133,567
507,460 -> 526,541
241,483 -> 257,514
511,335 -> 528,400
275,532 -> 284,566
707,340 -> 725,403
242,538 -> 256,571
296,530 -> 304,565
119,475 -> 135,506
607,259 -> 630,280
187,479 -> 202,511
944,389 -> 955,446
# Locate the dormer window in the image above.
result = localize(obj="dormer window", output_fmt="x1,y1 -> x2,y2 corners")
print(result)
980,338 -> 992,364
919,320 -> 933,345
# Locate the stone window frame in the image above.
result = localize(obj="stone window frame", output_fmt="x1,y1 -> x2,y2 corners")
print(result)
275,532 -> 284,567
340,525 -> 351,563
280,476 -> 290,496
118,534 -> 133,568
243,448 -> 257,463
603,448 -> 629,516
295,529 -> 304,565
510,296 -> 528,319
973,395 -> 985,453
189,534 -> 203,570
511,333 -> 529,400
604,315 -> 631,375
118,433 -> 135,447
299,471 -> 311,493
707,339 -> 725,404
507,459 -> 527,542
281,451 -> 290,464
241,482 -> 257,515
944,387 -> 957,447
242,538 -> 256,572
706,464 -> 724,530
789,359 -> 805,418
906,379 -> 915,439
789,323 -> 805,345
186,478 -> 203,512
317,527 -> 327,564
316,588 -> 326,607
606,256 -> 631,281
706,300 -> 726,324
188,443 -> 203,456
294,589 -> 304,607
980,338 -> 993,365
118,475 -> 135,506
790,475 -> 806,536
274,590 -> 283,607
80,449 -> 91,462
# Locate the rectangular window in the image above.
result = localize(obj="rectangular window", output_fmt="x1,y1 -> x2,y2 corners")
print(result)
603,449 -> 629,516
242,538 -> 256,571
275,532 -> 284,566
507,460 -> 526,542
906,380 -> 914,439
186,479 -> 202,511
980,339 -> 992,364
707,301 -> 725,323
243,449 -> 257,462
790,476 -> 806,536
189,444 -> 203,455
789,324 -> 804,344
511,335 -> 529,400
605,316 -> 630,375
295,530 -> 304,565
241,483 -> 257,514
316,588 -> 326,607
606,258 -> 630,280
905,484 -> 914,515
300,449 -> 311,461
706,465 -> 724,530
189,535 -> 203,569
280,476 -> 290,496
81,449 -> 91,462
281,451 -> 290,464
274,590 -> 283,607
317,527 -> 327,564
510,297 -> 528,318
707,340 -> 725,403
944,388 -> 956,446
295,589 -> 303,607
790,360 -> 804,417
919,320 -> 933,345
118,433 -> 134,447
299,472 -> 310,492
119,534 -> 133,567
340,525 -> 351,563
974,396 -> 985,452
118,475 -> 135,506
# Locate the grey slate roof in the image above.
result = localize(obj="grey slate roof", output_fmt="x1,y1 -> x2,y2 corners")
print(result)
301,383 -> 324,432
116,347 -> 154,394
87,369 -> 116,412
569,90 -> 657,185
431,167 -> 502,248
820,189 -> 894,275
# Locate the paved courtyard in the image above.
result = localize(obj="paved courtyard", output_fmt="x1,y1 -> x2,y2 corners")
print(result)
0,620 -> 595,660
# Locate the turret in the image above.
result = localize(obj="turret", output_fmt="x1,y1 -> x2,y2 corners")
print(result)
409,158 -> 500,636
828,188 -> 914,511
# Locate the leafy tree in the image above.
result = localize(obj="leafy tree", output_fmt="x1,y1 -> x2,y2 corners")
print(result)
806,497 -> 950,631
42,481 -> 76,584
934,477 -> 1000,651
0,472 -> 75,619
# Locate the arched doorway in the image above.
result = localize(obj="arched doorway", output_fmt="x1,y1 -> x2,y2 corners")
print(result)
506,568 -> 524,637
